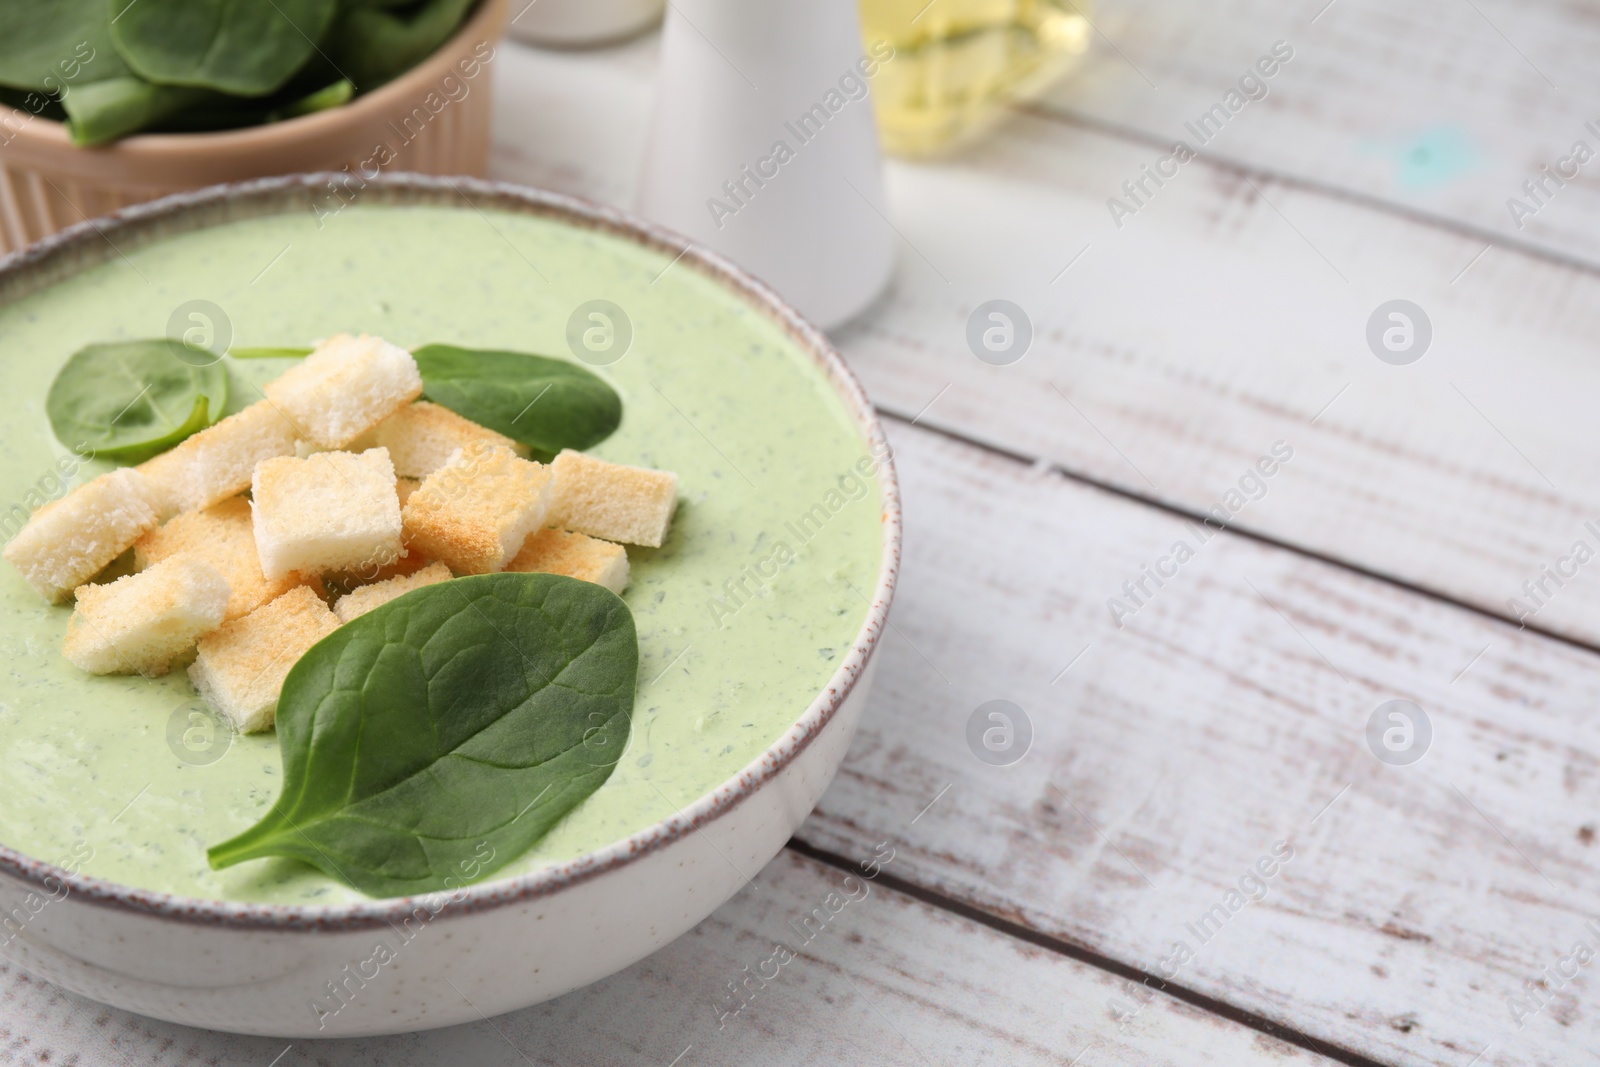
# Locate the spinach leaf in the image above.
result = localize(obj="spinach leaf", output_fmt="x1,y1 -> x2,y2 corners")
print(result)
110,0 -> 338,97
62,76 -> 211,145
273,77 -> 352,119
47,340 -> 228,461
413,344 -> 622,456
331,0 -> 476,90
207,573 -> 638,899
96,76 -> 349,137
0,0 -> 474,141
0,0 -> 128,92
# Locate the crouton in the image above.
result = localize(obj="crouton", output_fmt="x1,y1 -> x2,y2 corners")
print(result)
134,496 -> 319,621
137,400 -> 304,516
251,448 -> 402,581
547,449 -> 678,547
263,333 -> 422,449
402,441 -> 553,574
63,555 -> 229,676
333,561 -> 452,622
507,529 -> 629,595
356,401 -> 527,478
3,468 -> 162,602
321,478 -> 429,589
188,586 -> 339,733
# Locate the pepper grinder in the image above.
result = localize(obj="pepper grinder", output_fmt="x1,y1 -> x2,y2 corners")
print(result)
637,0 -> 896,331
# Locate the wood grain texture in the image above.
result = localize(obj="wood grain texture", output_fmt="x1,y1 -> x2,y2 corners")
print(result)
0,850 -> 1332,1066
482,34 -> 1600,1063
1035,0 -> 1600,269
8,21 -> 1598,1066
489,31 -> 1600,649
793,419 -> 1600,1067
830,107 -> 1600,647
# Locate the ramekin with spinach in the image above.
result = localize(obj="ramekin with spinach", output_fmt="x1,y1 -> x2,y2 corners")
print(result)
0,0 -> 480,145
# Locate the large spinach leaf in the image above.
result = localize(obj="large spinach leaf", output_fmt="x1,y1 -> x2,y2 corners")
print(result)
207,573 -> 639,899
413,344 -> 623,457
0,0 -> 127,91
47,340 -> 228,460
110,0 -> 339,97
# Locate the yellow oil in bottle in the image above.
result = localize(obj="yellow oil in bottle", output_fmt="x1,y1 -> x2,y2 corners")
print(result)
860,0 -> 1092,157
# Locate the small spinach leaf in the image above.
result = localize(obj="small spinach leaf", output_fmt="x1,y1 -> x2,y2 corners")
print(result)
413,344 -> 622,456
207,573 -> 639,899
273,77 -> 352,119
47,340 -> 228,461
110,0 -> 339,97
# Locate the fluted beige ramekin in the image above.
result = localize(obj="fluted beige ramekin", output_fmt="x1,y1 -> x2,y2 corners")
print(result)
0,0 -> 507,255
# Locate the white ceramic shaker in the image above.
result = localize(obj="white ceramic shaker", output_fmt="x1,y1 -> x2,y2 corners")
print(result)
637,0 -> 896,330
506,0 -> 665,47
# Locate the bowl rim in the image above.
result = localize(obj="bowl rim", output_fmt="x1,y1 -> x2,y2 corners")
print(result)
0,0 -> 507,156
0,172 -> 902,932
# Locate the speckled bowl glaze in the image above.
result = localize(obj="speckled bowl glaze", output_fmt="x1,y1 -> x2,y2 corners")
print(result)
0,174 -> 900,1037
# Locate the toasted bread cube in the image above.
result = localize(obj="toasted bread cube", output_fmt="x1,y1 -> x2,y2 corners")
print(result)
134,497 -> 320,621
547,449 -> 678,547
402,441 -> 553,574
136,400 -> 305,517
263,333 -> 422,449
507,529 -> 629,594
356,401 -> 527,479
251,449 -> 402,581
189,586 -> 339,733
324,478 -> 431,588
63,555 -> 229,676
3,468 -> 162,602
334,561 -> 452,622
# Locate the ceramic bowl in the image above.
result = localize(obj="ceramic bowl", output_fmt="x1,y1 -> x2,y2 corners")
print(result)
0,0 -> 508,255
0,173 -> 900,1037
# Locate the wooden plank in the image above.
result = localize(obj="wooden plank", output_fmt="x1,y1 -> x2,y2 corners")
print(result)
831,108 -> 1600,647
488,35 -> 1600,649
1033,0 -> 1600,269
794,419 -> 1600,1067
0,851 -> 1334,1066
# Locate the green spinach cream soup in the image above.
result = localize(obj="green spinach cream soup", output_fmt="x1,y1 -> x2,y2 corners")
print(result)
0,204 -> 882,904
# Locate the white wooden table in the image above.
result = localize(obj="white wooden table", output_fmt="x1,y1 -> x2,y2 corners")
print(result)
7,3 -> 1599,1063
